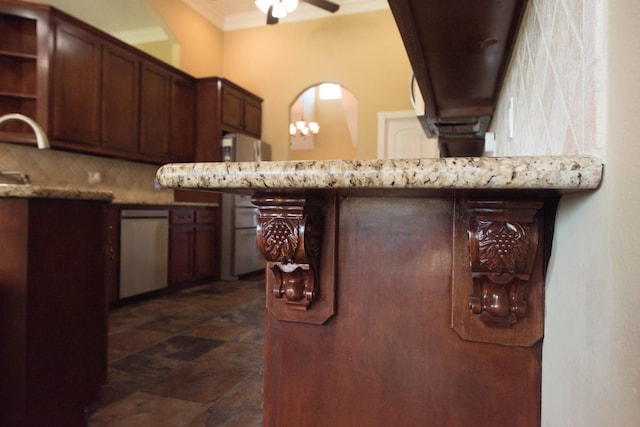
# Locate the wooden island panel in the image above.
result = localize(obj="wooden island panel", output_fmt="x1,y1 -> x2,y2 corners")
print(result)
262,195 -> 542,426
0,197 -> 108,427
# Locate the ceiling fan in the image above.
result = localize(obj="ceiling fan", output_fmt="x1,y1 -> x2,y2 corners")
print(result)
255,0 -> 340,25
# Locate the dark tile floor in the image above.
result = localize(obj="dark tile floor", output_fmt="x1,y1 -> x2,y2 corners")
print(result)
88,274 -> 265,427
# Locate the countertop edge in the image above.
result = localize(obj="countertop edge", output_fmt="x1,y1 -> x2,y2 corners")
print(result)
0,184 -> 114,201
156,156 -> 604,192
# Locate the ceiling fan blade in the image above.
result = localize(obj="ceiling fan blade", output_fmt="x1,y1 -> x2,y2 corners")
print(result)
266,5 -> 279,25
302,0 -> 340,14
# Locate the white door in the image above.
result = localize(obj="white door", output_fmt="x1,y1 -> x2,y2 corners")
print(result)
377,111 -> 439,159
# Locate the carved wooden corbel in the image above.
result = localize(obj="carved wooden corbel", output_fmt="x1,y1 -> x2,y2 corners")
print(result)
451,199 -> 546,347
252,194 -> 336,324
467,202 -> 541,326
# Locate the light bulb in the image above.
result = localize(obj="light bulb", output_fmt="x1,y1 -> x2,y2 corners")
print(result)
272,2 -> 287,18
309,122 -> 320,134
289,123 -> 297,135
296,121 -> 306,130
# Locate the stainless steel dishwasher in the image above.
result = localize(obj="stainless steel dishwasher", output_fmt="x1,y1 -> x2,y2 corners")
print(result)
119,209 -> 169,298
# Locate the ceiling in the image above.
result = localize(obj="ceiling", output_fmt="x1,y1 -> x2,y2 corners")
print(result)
32,0 -> 389,45
186,0 -> 389,31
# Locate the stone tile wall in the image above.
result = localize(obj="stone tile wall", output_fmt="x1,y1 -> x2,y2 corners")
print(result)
0,142 -> 174,204
491,0 -> 606,158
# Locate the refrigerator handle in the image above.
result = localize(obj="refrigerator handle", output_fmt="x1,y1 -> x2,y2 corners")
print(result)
253,140 -> 261,162
222,137 -> 233,162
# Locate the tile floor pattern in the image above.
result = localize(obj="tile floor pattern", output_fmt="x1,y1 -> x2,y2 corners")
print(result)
88,274 -> 265,427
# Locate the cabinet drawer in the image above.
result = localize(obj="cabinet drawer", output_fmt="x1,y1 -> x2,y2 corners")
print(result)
195,209 -> 216,224
170,208 -> 195,224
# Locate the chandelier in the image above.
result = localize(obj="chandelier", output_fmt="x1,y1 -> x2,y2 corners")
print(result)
255,0 -> 299,19
289,120 -> 320,136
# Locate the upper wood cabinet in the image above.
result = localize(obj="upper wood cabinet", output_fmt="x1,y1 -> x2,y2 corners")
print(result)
218,78 -> 263,138
101,43 -> 140,154
388,0 -> 528,156
139,61 -> 171,162
51,19 -> 102,147
195,77 -> 262,163
0,1 -> 197,164
169,75 -> 196,162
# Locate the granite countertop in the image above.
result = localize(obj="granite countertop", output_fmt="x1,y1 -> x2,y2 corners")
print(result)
156,156 -> 603,193
0,184 -> 114,201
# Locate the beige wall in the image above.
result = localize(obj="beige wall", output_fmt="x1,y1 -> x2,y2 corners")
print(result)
492,0 -> 640,425
145,0 -> 223,77
222,10 -> 413,160
134,39 -> 177,67
290,97 -> 357,161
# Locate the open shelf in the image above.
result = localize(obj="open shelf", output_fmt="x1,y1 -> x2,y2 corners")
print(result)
0,13 -> 37,54
0,11 -> 39,139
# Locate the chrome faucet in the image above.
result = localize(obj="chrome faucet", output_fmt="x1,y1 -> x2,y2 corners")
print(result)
0,113 -> 50,149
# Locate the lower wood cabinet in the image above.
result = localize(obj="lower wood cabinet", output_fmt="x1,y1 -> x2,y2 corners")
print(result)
0,197 -> 108,427
169,206 -> 218,286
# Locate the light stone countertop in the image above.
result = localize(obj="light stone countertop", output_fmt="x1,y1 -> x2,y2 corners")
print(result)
0,184 -> 114,201
156,156 -> 603,193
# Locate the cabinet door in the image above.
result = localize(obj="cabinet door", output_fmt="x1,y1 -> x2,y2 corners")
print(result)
169,225 -> 194,286
193,207 -> 217,279
170,76 -> 196,162
102,43 -> 139,153
220,83 -> 244,131
194,225 -> 216,279
139,62 -> 170,162
194,78 -> 223,162
104,205 -> 120,304
243,95 -> 262,137
52,21 -> 101,146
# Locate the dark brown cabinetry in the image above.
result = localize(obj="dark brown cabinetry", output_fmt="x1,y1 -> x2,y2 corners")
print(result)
137,62 -> 196,164
195,77 -> 262,162
101,43 -> 140,154
169,206 -> 218,286
51,19 -> 102,147
170,76 -> 196,162
104,204 -> 120,304
0,4 -> 46,140
0,1 -> 196,164
0,197 -> 108,427
139,61 -> 171,161
220,80 -> 262,138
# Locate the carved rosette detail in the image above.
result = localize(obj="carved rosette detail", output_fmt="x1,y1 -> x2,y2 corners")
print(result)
261,218 -> 299,263
467,202 -> 541,326
477,221 -> 529,274
252,196 -> 324,311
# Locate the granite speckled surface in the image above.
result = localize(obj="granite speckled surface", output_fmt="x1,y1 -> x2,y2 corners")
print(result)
156,156 -> 603,192
0,184 -> 114,201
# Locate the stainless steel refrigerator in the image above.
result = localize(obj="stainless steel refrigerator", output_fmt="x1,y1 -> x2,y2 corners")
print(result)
219,133 -> 269,280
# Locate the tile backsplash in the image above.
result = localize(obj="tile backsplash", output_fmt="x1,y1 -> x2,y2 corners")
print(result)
491,0 -> 606,158
0,142 -> 174,204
